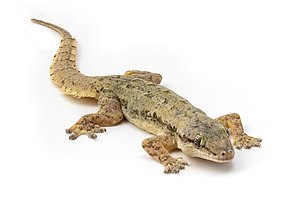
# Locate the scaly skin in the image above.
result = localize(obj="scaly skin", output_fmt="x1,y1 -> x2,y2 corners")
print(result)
32,19 -> 262,173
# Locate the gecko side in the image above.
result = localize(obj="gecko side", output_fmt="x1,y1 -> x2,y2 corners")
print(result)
32,19 -> 262,173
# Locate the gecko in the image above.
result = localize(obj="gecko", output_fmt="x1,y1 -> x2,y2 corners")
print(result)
31,18 -> 262,173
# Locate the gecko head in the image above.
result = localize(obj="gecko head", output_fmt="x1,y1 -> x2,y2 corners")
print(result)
178,121 -> 234,163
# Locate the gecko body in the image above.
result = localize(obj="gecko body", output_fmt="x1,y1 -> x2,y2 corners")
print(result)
32,19 -> 262,173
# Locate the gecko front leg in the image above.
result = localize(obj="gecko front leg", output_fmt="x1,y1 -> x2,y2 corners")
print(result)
142,134 -> 188,173
124,70 -> 162,84
215,113 -> 262,149
66,90 -> 123,140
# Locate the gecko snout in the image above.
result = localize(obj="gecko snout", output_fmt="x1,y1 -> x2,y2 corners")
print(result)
218,149 -> 235,161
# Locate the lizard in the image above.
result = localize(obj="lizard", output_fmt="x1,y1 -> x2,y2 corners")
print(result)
31,18 -> 262,173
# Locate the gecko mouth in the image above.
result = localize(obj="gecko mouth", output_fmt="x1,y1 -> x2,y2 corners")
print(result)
186,146 -> 235,163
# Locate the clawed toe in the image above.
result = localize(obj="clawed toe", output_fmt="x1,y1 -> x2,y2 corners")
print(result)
66,124 -> 106,140
163,157 -> 188,174
93,125 -> 106,134
234,134 -> 262,149
68,133 -> 79,140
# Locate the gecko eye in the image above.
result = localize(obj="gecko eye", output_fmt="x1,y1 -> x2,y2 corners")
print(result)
194,134 -> 206,148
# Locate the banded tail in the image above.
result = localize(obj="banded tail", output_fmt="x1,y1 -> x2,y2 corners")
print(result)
31,18 -> 99,99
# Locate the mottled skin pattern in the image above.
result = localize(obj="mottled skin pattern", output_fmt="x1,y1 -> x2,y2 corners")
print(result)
32,19 -> 262,173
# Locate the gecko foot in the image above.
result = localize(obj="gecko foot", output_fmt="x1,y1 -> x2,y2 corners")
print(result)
163,157 -> 188,174
234,134 -> 262,149
66,123 -> 106,140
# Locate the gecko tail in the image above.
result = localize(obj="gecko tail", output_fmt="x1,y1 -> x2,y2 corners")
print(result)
32,18 -> 99,99
31,18 -> 72,39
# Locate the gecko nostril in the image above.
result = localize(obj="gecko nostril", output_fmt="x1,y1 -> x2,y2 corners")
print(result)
218,149 -> 235,160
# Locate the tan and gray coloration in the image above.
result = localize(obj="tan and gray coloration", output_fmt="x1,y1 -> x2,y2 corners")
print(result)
32,19 -> 262,173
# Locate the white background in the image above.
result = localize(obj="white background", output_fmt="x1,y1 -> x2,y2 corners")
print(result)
1,0 -> 299,199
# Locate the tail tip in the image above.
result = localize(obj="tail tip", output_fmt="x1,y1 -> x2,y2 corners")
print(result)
31,18 -> 41,23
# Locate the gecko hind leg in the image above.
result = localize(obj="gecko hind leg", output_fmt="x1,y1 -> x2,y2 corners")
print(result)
142,134 -> 188,173
66,90 -> 123,140
124,70 -> 162,84
215,113 -> 262,149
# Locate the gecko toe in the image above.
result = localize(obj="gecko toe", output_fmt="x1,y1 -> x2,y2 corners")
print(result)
69,133 -> 79,140
93,126 -> 106,133
66,123 -> 106,140
163,157 -> 188,174
234,133 -> 262,149
86,132 -> 98,139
